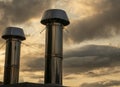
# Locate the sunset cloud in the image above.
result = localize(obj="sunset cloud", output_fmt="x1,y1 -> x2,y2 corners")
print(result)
0,0 -> 120,86
21,45 -> 120,76
64,45 -> 120,74
80,80 -> 120,87
65,0 -> 120,43
0,0 -> 54,24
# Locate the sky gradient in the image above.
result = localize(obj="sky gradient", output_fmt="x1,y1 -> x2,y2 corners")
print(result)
0,0 -> 120,87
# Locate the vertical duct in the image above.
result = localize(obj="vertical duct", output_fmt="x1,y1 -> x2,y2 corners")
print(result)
41,9 -> 70,85
2,27 -> 26,85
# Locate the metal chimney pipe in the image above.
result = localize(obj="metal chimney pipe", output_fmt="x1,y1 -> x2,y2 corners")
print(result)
2,27 -> 25,85
41,9 -> 70,85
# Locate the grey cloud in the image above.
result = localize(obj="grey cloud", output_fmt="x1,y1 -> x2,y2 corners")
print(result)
21,45 -> 120,75
80,80 -> 120,87
0,0 -> 54,39
63,45 -> 120,74
21,57 -> 44,72
64,0 -> 120,43
0,0 -> 54,24
64,45 -> 120,57
63,56 -> 113,74
85,68 -> 120,77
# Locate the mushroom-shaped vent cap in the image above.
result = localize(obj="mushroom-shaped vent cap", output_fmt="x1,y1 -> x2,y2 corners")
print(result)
41,9 -> 70,26
2,27 -> 26,40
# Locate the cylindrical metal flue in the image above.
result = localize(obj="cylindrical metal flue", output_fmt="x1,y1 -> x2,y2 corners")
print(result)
41,9 -> 70,85
2,27 -> 25,85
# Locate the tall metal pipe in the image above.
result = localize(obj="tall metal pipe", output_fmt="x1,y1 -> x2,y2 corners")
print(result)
2,27 -> 25,84
41,9 -> 70,85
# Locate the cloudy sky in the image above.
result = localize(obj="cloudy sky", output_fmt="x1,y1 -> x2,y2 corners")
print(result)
0,0 -> 120,87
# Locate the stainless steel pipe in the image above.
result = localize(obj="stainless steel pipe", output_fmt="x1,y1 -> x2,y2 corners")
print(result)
41,9 -> 70,85
2,27 -> 25,84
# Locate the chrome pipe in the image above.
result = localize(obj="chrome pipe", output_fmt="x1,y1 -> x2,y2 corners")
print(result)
2,27 -> 25,84
41,9 -> 70,85
45,23 -> 63,84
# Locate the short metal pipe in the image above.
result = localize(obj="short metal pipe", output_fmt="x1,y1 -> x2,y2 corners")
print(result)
2,27 -> 25,85
4,38 -> 21,84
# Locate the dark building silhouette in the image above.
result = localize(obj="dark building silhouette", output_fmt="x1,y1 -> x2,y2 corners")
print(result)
0,82 -> 66,87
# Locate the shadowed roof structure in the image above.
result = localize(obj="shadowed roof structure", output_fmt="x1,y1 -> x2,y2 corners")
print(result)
0,82 -> 66,87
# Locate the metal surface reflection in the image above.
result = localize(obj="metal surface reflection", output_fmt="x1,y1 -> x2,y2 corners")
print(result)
41,9 -> 70,85
2,27 -> 25,84
45,23 -> 63,84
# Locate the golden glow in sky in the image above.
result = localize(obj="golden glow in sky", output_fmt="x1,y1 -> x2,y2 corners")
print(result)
0,0 -> 120,87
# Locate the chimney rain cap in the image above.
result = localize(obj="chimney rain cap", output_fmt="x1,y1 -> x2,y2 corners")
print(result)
41,9 -> 70,26
2,27 -> 26,40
